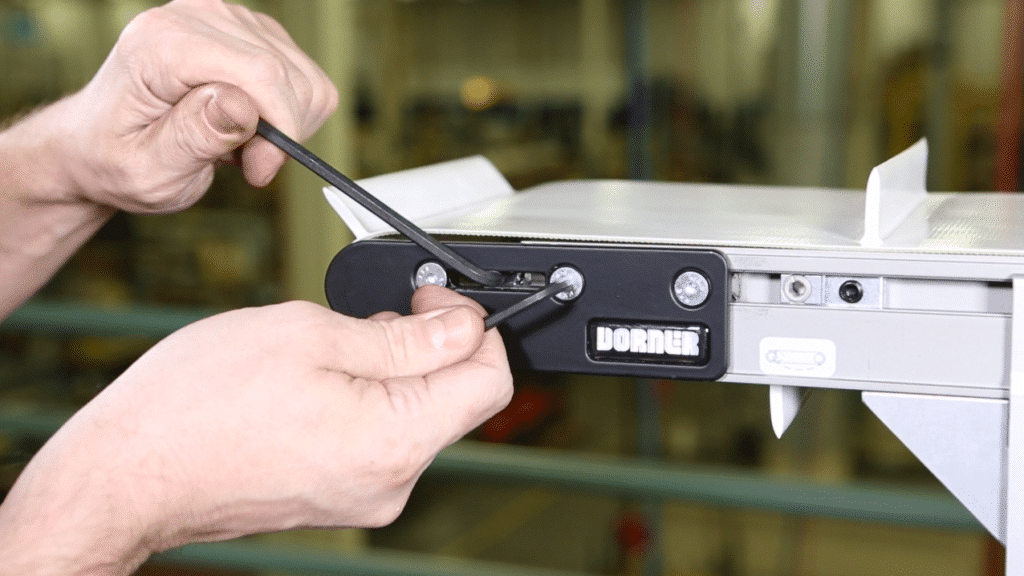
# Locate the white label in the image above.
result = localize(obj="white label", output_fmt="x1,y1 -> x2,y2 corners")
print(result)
594,326 -> 701,357
759,337 -> 836,378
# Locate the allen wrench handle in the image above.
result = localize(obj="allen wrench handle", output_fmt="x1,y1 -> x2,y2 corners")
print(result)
257,120 -> 575,329
257,120 -> 503,287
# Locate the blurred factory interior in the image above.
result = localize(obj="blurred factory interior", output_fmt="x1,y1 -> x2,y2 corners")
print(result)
0,0 -> 1020,575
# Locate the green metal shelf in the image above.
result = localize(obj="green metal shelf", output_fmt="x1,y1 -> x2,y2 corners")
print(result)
0,407 -> 982,533
1,299 -> 219,337
435,442 -> 981,532
153,541 -> 597,576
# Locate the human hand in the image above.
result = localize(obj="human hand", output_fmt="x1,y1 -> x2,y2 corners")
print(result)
0,287 -> 512,575
53,0 -> 337,213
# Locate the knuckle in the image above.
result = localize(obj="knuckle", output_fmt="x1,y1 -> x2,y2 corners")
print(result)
318,80 -> 340,120
297,73 -> 315,103
119,7 -> 179,52
276,299 -> 320,316
257,12 -> 291,38
364,498 -> 410,528
376,444 -> 425,493
123,6 -> 166,36
134,191 -> 177,212
250,52 -> 291,87
326,83 -> 340,113
496,373 -> 515,409
291,76 -> 315,119
458,369 -> 514,433
270,301 -> 323,346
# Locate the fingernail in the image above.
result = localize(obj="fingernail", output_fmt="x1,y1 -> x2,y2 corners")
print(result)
206,94 -> 246,136
429,307 -> 475,349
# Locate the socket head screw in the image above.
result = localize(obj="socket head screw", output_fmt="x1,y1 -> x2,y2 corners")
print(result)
414,261 -> 448,288
838,279 -> 864,303
550,266 -> 584,301
674,270 -> 711,307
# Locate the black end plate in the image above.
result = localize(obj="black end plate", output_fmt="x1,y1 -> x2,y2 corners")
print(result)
326,240 -> 729,381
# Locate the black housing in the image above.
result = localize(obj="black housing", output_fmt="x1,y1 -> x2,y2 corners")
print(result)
326,239 -> 730,381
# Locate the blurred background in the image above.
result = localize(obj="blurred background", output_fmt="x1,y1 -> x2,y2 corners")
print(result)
0,0 -> 1019,575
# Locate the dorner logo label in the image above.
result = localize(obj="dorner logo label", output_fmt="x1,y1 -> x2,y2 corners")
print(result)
587,320 -> 710,365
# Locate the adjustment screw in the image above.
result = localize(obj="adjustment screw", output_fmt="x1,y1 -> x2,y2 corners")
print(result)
414,261 -> 448,288
782,275 -> 812,304
674,270 -> 711,307
550,266 -> 584,301
839,280 -> 864,303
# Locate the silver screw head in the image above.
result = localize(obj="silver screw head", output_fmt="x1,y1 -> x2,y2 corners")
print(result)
414,261 -> 448,288
550,266 -> 584,301
781,274 -> 811,304
674,270 -> 710,307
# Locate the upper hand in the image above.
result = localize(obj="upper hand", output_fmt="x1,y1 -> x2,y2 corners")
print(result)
56,0 -> 338,213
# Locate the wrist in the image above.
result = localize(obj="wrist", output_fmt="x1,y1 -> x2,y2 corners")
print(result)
0,93 -> 113,250
0,95 -> 88,205
0,420 -> 151,576
0,95 -> 115,316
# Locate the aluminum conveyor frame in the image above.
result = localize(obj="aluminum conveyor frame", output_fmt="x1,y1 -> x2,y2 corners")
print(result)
325,139 -> 1024,572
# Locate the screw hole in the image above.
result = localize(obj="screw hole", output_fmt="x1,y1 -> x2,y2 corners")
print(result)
839,280 -> 864,303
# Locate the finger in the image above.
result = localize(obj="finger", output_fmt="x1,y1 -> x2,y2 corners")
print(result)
328,306 -> 485,380
368,311 -> 401,321
411,285 -> 488,317
402,286 -> 512,444
191,15 -> 332,138
251,12 -> 339,126
254,11 -> 296,44
130,10 -> 309,138
160,82 -> 258,162
418,329 -> 513,446
241,137 -> 287,187
122,5 -> 336,186
124,82 -> 257,211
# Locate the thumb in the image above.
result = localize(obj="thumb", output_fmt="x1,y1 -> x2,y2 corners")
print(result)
334,306 -> 485,380
163,83 -> 258,166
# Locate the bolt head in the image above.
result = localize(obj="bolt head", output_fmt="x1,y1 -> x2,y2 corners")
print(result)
674,270 -> 710,307
414,262 -> 448,288
550,266 -> 584,301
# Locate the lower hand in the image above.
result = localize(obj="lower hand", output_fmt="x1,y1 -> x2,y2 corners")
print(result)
0,287 -> 512,575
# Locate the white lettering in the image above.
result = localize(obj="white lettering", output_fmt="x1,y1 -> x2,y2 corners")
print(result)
681,330 -> 699,356
630,328 -> 647,353
646,329 -> 664,354
592,324 -> 702,358
665,330 -> 682,355
613,328 -> 630,352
